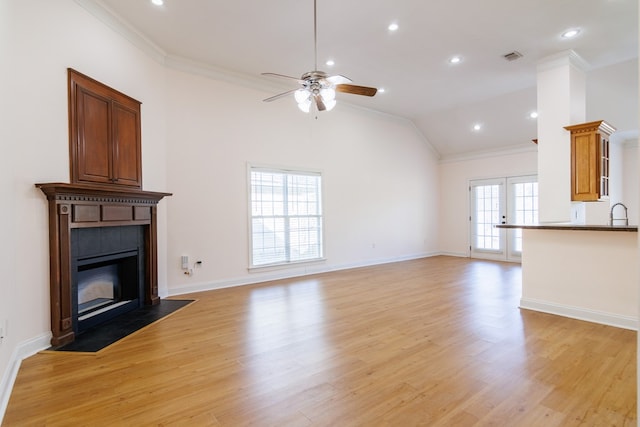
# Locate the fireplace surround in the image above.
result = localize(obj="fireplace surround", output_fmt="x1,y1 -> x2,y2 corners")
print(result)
36,182 -> 170,346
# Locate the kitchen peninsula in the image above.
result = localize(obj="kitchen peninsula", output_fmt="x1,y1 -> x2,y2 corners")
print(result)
498,224 -> 638,330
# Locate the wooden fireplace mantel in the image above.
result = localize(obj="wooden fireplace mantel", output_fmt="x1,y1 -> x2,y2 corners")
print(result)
36,182 -> 171,346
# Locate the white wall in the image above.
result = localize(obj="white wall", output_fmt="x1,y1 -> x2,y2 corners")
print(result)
609,139 -> 639,225
437,149 -> 538,257
164,69 -> 440,294
622,141 -> 639,224
587,58 -> 639,133
0,0 -> 168,415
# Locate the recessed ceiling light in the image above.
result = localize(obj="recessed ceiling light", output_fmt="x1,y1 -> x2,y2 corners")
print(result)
388,23 -> 399,32
561,28 -> 580,39
151,0 -> 164,5
449,56 -> 462,64
326,59 -> 335,66
473,123 -> 482,131
529,111 -> 539,119
378,88 -> 386,93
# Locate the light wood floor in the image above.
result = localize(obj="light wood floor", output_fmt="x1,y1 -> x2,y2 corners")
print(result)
3,256 -> 636,426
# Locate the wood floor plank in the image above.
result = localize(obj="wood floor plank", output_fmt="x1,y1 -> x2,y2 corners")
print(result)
2,256 -> 636,426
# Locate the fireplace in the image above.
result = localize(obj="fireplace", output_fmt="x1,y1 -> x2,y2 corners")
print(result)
36,183 -> 170,346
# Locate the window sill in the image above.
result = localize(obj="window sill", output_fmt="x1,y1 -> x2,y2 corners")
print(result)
248,258 -> 327,273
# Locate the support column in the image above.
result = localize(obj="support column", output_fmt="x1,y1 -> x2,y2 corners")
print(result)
536,50 -> 588,223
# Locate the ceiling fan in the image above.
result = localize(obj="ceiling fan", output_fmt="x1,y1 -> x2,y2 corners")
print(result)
262,0 -> 377,113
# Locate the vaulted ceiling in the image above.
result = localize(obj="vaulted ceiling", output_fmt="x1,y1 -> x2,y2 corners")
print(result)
86,0 -> 637,159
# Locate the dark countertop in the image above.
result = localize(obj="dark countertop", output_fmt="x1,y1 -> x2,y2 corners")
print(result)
496,223 -> 637,232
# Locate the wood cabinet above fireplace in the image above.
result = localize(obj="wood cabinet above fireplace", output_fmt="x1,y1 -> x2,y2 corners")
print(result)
68,68 -> 142,189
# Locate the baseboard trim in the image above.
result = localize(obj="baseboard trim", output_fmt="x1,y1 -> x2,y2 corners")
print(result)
437,251 -> 469,258
0,333 -> 51,424
520,298 -> 638,331
168,252 -> 442,297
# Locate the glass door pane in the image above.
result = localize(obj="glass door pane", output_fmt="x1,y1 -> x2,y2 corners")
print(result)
506,176 -> 538,261
470,178 -> 506,260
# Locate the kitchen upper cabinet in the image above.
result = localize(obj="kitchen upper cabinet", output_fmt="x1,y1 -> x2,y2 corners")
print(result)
68,69 -> 142,188
564,120 -> 615,202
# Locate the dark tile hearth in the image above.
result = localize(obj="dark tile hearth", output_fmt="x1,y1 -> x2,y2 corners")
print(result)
50,299 -> 194,353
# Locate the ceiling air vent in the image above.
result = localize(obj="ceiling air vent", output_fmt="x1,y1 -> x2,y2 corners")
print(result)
503,51 -> 523,61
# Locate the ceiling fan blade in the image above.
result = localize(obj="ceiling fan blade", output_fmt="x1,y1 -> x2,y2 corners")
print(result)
314,94 -> 326,111
261,72 -> 304,84
326,75 -> 352,85
263,89 -> 298,102
336,84 -> 378,97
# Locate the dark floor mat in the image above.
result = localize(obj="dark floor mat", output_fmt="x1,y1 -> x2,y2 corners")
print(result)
49,299 -> 194,353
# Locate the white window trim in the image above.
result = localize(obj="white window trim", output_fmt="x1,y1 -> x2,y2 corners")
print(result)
247,163 -> 326,270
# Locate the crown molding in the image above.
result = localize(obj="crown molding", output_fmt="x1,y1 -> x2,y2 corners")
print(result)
74,0 -> 167,64
537,49 -> 591,73
438,143 -> 538,164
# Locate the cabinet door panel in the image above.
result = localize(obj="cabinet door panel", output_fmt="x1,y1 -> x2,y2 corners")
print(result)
572,133 -> 598,200
76,90 -> 112,184
112,103 -> 141,187
68,69 -> 142,189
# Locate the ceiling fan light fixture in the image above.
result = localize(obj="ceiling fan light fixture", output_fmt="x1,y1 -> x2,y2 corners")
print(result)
320,87 -> 336,102
295,88 -> 310,103
298,99 -> 312,113
295,89 -> 312,113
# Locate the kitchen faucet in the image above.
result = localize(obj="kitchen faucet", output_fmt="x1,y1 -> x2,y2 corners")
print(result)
609,202 -> 628,226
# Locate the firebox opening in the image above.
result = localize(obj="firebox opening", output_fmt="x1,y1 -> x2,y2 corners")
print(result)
74,249 -> 142,333
78,262 -> 119,318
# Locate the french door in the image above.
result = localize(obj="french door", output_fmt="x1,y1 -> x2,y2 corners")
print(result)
470,175 -> 538,262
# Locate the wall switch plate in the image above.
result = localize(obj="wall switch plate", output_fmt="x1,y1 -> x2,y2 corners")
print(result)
181,255 -> 189,269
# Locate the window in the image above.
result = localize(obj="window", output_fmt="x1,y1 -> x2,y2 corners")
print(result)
249,167 -> 323,267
